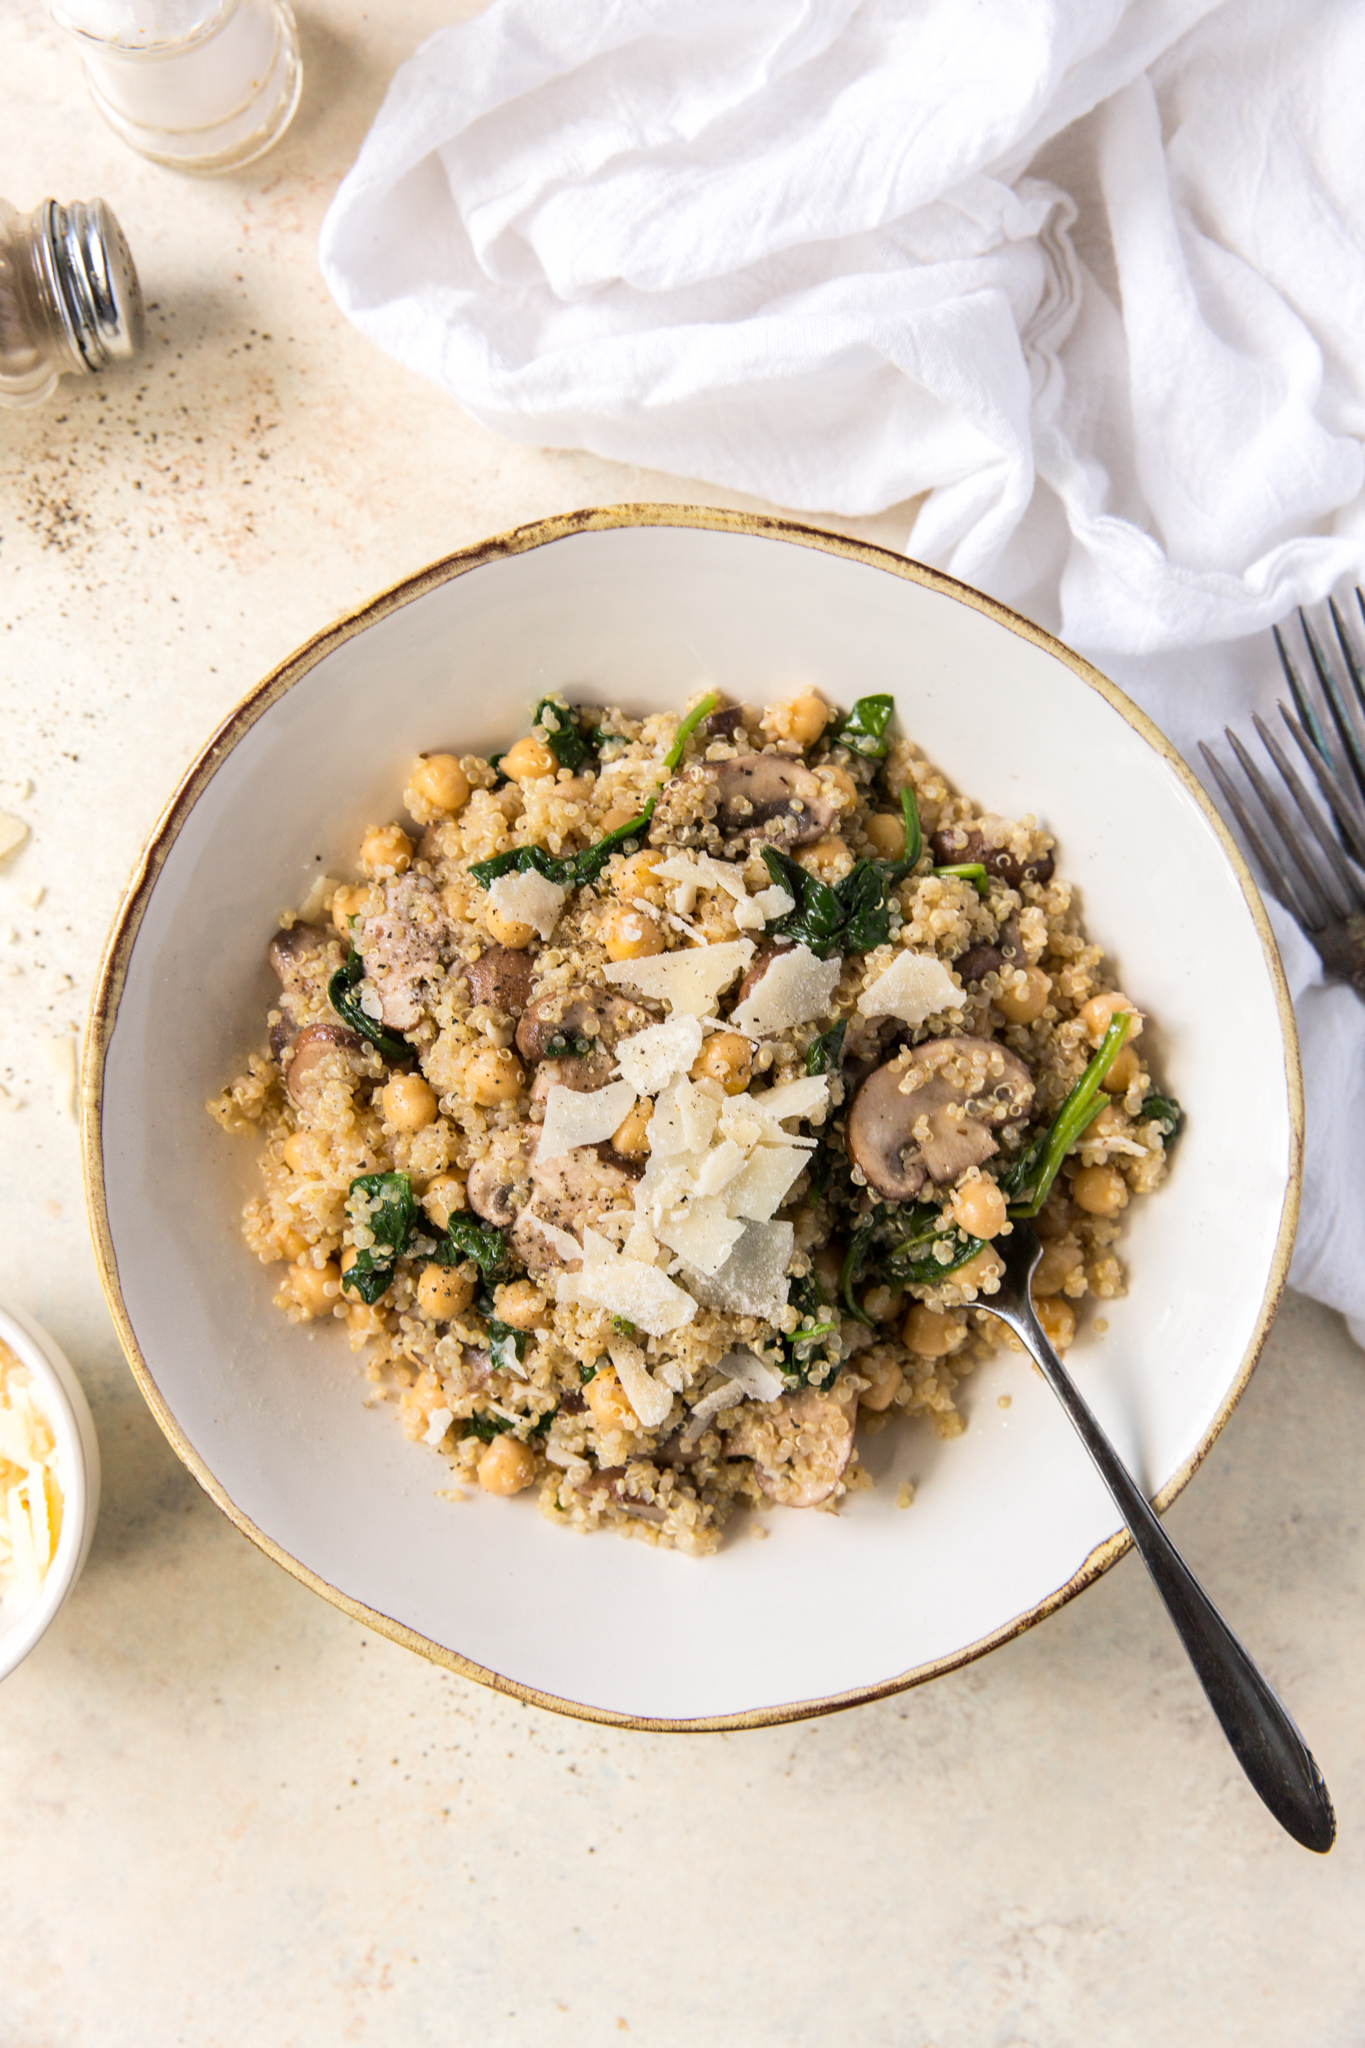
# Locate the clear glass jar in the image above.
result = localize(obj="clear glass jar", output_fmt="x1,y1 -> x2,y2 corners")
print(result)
46,0 -> 302,175
0,197 -> 143,410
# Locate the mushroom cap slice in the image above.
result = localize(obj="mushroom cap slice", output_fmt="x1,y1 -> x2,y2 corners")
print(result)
529,1053 -> 618,1104
930,825 -> 1054,890
515,989 -> 652,1063
283,1022 -> 366,1106
462,945 -> 536,1016
509,1148 -> 638,1272
846,1034 -> 1034,1198
649,754 -> 835,853
466,1127 -> 537,1227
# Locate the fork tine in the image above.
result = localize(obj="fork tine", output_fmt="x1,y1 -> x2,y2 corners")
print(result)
1299,608 -> 1365,805
1253,713 -> 1365,916
1274,623 -> 1330,757
1224,726 -> 1339,927
1326,594 -> 1365,791
1199,741 -> 1318,929
1280,703 -> 1365,868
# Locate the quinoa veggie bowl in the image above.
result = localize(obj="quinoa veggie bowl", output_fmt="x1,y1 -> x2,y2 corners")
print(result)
85,507 -> 1300,1727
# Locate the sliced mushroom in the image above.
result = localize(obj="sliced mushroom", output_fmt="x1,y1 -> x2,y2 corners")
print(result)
930,825 -> 1054,890
283,1022 -> 366,1107
954,919 -> 1024,986
701,704 -> 746,741
462,944 -> 537,1016
576,1466 -> 668,1523
515,989 -> 653,1063
726,1383 -> 857,1508
846,1034 -> 1034,1197
267,922 -> 331,987
359,874 -> 454,1031
466,1127 -> 537,1227
267,923 -> 337,1033
649,753 -> 836,853
529,1052 -> 618,1104
510,1148 -> 638,1272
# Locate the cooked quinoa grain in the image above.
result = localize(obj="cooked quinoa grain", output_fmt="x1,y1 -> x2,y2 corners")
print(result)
209,687 -> 1181,1554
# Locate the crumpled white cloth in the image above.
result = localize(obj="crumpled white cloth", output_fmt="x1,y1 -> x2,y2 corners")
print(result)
320,0 -> 1365,1336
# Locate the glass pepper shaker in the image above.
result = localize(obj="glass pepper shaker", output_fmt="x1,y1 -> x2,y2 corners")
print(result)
0,197 -> 143,410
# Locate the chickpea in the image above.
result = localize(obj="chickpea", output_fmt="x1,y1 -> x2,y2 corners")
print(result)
483,905 -> 536,949
862,1283 -> 904,1324
1071,1163 -> 1128,1217
1101,1043 -> 1142,1094
332,882 -> 382,934
268,1219 -> 308,1263
902,1303 -> 962,1357
612,1098 -> 653,1159
282,1129 -> 325,1174
289,1259 -> 340,1318
584,1365 -> 636,1434
613,849 -> 665,899
494,1279 -> 548,1331
422,1173 -> 467,1231
601,904 -> 665,961
821,765 -> 860,806
998,967 -> 1051,1025
462,1046 -> 525,1106
501,735 -> 557,784
955,1247 -> 1005,1294
1037,1296 -> 1077,1350
1032,1241 -> 1083,1298
346,1301 -> 387,1341
381,1072 -> 438,1132
599,805 -> 646,833
865,811 -> 907,860
765,692 -> 829,746
358,823 -> 413,877
408,753 -> 470,815
477,1434 -> 536,1496
950,1178 -> 1008,1239
416,1262 -> 475,1320
1078,991 -> 1142,1046
690,1030 -> 754,1096
802,837 -> 849,881
859,1355 -> 904,1412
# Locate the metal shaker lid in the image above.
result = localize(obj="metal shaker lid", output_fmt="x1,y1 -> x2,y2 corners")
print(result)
41,197 -> 144,373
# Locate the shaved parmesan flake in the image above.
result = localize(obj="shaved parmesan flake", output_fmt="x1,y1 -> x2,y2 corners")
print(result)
607,1339 -> 674,1430
604,937 -> 753,1018
747,1073 -> 830,1130
537,1078 -> 637,1162
691,1137 -> 747,1198
556,1231 -> 698,1336
423,1407 -> 454,1446
525,1213 -> 583,1264
0,813 -> 28,863
486,866 -> 568,940
750,885 -> 795,921
654,1198 -> 746,1277
615,1015 -> 704,1096
729,944 -> 843,1040
683,1379 -> 747,1440
718,1351 -> 786,1403
857,949 -> 960,1025
726,1144 -> 810,1222
683,1221 -> 795,1320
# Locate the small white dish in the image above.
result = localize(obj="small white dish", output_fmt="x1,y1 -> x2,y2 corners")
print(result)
84,506 -> 1299,1729
0,1300 -> 100,1682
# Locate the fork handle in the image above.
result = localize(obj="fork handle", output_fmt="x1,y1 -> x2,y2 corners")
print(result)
1313,911 -> 1365,995
1009,1305 -> 1335,1852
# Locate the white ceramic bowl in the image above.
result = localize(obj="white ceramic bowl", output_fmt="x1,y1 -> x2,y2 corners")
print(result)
0,1300 -> 100,1682
85,507 -> 1299,1729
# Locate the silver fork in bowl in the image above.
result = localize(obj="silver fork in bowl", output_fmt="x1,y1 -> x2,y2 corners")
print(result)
1199,596 -> 1365,995
984,1224 -> 1336,1853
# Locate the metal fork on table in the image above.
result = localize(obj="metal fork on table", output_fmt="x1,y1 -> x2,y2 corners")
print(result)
1200,592 -> 1365,996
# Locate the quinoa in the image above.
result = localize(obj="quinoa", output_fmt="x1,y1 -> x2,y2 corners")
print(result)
208,688 -> 1179,1555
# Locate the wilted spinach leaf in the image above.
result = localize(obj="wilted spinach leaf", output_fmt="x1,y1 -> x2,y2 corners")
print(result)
342,1171 -> 418,1302
434,1213 -> 509,1280
328,950 -> 412,1062
1141,1093 -> 1183,1141
805,1018 -> 848,1076
532,696 -> 599,774
832,694 -> 895,759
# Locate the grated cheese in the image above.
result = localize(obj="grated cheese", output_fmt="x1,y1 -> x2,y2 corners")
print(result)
603,937 -> 753,1017
555,1227 -> 698,1336
683,1220 -> 795,1320
0,1339 -> 62,1614
486,867 -> 568,940
717,1351 -> 786,1403
614,1015 -> 704,1096
725,1144 -> 809,1222
536,1078 -> 637,1162
607,1336 -> 674,1429
857,948 -> 960,1025
729,944 -> 843,1039
653,1196 -> 746,1277
423,1406 -> 454,1446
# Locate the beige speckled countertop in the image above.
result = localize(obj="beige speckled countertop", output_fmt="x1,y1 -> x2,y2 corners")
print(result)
3,9 -> 1364,2044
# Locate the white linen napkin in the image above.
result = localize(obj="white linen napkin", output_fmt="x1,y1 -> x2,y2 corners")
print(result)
320,0 -> 1365,1336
